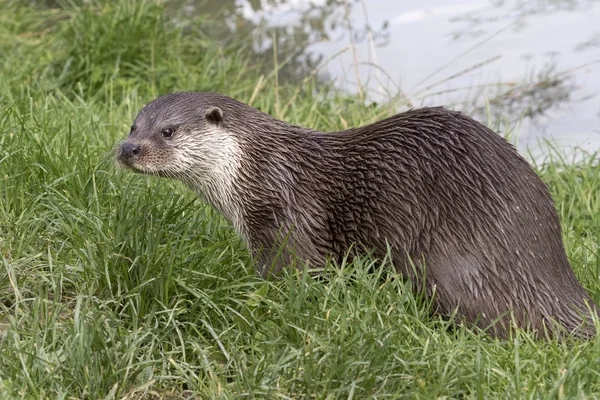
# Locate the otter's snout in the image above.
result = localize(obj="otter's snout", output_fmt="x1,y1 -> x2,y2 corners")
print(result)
118,142 -> 141,163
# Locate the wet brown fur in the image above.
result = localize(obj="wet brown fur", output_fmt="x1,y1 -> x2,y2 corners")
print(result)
118,92 -> 598,339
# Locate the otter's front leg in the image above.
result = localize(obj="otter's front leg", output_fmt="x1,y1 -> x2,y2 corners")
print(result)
246,222 -> 329,278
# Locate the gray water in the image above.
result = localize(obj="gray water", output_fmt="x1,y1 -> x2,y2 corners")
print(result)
193,0 -> 600,157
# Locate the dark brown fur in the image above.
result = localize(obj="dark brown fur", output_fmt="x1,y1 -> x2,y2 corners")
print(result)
118,92 -> 598,338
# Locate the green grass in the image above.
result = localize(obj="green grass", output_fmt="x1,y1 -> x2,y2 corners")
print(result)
1,0 -> 600,398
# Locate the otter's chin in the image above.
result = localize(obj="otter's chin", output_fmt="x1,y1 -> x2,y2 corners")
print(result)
128,165 -> 151,175
117,159 -> 153,175
124,163 -> 179,180
116,159 -> 138,172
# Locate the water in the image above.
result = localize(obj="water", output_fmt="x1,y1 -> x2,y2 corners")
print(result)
192,0 -> 600,156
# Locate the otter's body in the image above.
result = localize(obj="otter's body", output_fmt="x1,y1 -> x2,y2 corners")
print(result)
117,92 -> 597,338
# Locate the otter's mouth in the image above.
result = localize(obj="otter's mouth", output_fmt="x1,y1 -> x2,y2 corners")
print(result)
116,155 -> 144,173
116,141 -> 152,174
122,163 -> 147,175
118,160 -> 157,176
116,141 -> 179,180
117,159 -> 178,180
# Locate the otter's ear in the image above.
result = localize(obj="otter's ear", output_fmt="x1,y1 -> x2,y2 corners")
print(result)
205,106 -> 223,126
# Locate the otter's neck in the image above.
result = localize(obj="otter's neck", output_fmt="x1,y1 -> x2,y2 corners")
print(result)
191,113 -> 323,240
186,131 -> 246,236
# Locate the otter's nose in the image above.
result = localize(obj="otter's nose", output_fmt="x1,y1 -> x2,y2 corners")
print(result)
119,142 -> 141,161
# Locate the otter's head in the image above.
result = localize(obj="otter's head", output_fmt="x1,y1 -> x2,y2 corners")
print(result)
116,92 -> 242,193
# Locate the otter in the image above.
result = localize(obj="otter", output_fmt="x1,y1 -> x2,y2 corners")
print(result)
116,91 -> 597,338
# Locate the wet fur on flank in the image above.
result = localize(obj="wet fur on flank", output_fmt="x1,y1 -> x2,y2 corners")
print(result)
118,91 -> 598,339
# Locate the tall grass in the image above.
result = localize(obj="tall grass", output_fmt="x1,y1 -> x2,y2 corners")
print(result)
1,0 -> 600,398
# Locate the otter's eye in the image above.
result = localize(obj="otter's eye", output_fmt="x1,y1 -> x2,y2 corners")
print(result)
161,128 -> 174,139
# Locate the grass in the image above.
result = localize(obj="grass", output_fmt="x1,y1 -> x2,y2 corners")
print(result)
1,0 -> 600,398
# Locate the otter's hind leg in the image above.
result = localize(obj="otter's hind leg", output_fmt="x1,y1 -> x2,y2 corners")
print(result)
423,249 -> 519,336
